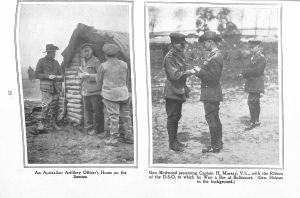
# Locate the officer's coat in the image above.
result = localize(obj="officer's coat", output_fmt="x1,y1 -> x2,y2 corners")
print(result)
242,51 -> 267,93
163,48 -> 188,102
196,49 -> 223,102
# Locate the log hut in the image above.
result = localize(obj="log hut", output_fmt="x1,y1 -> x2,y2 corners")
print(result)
59,23 -> 130,125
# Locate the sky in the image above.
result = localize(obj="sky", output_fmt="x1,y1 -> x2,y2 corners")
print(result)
149,5 -> 278,35
18,3 -> 130,72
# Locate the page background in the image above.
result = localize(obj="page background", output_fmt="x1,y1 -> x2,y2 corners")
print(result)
0,0 -> 299,197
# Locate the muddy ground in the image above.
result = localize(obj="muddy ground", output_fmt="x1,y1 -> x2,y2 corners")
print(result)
151,46 -> 280,165
23,81 -> 134,164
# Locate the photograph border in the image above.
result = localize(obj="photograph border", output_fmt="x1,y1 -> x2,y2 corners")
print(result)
15,0 -> 138,168
145,1 -> 284,169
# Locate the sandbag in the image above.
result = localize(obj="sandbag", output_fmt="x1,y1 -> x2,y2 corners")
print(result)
68,116 -> 82,124
65,70 -> 78,75
67,99 -> 82,104
68,112 -> 83,120
66,85 -> 81,90
67,90 -> 81,95
66,93 -> 82,100
68,107 -> 83,114
66,75 -> 79,79
66,79 -> 81,86
67,103 -> 82,109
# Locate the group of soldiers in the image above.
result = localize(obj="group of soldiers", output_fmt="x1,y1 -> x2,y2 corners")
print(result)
163,31 -> 267,153
34,43 -> 133,147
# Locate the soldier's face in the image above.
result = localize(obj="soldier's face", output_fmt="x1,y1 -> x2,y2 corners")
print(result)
81,47 -> 93,59
173,42 -> 186,52
47,51 -> 56,59
203,40 -> 212,51
250,44 -> 260,54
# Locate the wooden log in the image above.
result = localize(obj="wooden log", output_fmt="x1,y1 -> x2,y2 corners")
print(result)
68,107 -> 83,114
67,112 -> 83,120
67,103 -> 82,109
66,93 -> 82,100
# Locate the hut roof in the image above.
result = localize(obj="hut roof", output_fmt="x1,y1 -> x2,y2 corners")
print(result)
61,23 -> 130,68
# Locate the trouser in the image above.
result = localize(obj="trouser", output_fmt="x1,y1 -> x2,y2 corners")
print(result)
247,92 -> 261,123
41,92 -> 59,127
165,99 -> 183,145
83,95 -> 104,133
102,98 -> 132,138
203,101 -> 223,149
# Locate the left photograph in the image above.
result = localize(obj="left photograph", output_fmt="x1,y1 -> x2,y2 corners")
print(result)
16,1 -> 136,166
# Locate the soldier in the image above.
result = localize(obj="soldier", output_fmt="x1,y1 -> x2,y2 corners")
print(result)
193,31 -> 224,153
241,40 -> 267,131
163,32 -> 195,152
96,43 -> 133,146
78,43 -> 104,136
35,44 -> 63,132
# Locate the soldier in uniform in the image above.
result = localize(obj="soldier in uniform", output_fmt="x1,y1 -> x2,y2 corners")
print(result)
193,31 -> 224,153
96,43 -> 133,146
163,32 -> 195,152
78,43 -> 104,136
241,40 -> 266,131
35,44 -> 63,132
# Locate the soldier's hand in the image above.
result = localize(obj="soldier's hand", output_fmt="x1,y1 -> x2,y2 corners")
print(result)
56,75 -> 63,79
193,66 -> 201,72
49,75 -> 56,79
238,73 -> 243,78
185,69 -> 196,75
81,72 -> 90,78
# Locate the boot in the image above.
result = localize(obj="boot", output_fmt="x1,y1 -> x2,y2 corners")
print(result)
169,142 -> 183,152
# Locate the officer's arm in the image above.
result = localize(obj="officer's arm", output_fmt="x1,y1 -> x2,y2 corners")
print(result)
35,59 -> 50,80
87,60 -> 101,82
164,57 -> 188,80
195,58 -> 222,83
242,57 -> 266,78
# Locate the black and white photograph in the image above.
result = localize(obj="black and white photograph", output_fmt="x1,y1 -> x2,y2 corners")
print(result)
146,3 -> 282,167
16,1 -> 136,166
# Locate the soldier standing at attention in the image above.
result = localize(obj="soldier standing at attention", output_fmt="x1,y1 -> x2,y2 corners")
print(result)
163,33 -> 195,152
193,31 -> 224,153
241,40 -> 267,131
35,44 -> 63,132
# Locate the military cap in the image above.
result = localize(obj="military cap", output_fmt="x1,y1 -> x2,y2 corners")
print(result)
248,40 -> 262,45
80,43 -> 94,50
169,32 -> 187,44
102,43 -> 120,56
198,31 -> 222,43
44,44 -> 59,52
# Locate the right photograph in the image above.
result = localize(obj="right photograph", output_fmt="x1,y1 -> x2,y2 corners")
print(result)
146,3 -> 282,167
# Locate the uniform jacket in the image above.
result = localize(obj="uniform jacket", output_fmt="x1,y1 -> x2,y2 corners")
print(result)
35,55 -> 63,94
242,51 -> 266,93
195,49 -> 223,102
80,55 -> 102,96
163,48 -> 189,102
96,58 -> 129,102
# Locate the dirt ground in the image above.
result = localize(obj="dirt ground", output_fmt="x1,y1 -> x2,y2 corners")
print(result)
151,45 -> 280,165
23,92 -> 134,165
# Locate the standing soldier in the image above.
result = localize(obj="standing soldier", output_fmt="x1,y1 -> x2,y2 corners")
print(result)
193,31 -> 224,153
163,33 -> 195,152
96,43 -> 133,146
241,40 -> 266,131
35,44 -> 63,132
78,43 -> 104,136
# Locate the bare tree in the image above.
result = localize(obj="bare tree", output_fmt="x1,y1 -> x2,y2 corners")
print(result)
149,7 -> 160,33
